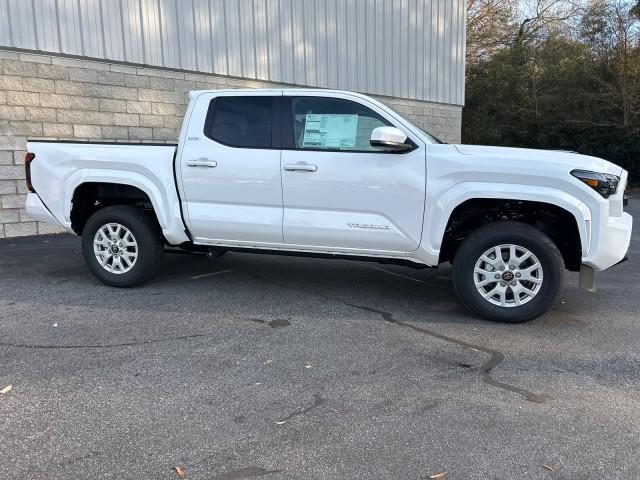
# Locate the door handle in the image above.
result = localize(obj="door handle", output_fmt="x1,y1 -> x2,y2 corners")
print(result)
186,158 -> 217,167
284,163 -> 317,172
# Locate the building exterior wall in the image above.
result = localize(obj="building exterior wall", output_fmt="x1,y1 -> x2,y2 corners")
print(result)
0,49 -> 462,238
0,0 -> 466,106
0,1 -> 466,238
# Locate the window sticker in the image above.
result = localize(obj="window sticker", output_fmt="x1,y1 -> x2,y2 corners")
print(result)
302,114 -> 359,148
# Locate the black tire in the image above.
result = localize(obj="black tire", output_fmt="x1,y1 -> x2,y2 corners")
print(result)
81,206 -> 163,287
452,221 -> 565,323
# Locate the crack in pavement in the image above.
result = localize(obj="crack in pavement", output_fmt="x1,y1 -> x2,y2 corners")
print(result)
345,303 -> 548,404
253,274 -> 549,404
249,318 -> 291,329
0,334 -> 206,350
278,393 -> 326,422
356,262 -> 451,292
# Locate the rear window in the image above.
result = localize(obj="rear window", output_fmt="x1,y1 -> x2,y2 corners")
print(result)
204,96 -> 273,148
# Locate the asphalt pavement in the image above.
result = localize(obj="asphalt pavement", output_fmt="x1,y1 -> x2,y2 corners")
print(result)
1,200 -> 639,479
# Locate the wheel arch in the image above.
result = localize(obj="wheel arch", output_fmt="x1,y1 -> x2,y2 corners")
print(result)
70,181 -> 161,236
64,170 -> 189,244
423,185 -> 591,271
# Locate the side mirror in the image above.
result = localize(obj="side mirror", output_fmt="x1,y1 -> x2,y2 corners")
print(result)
370,126 -> 411,151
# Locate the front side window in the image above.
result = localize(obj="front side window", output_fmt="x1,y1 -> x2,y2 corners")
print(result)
205,96 -> 273,148
289,97 -> 393,152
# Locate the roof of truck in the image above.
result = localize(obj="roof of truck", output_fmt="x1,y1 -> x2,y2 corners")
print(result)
188,88 -> 369,100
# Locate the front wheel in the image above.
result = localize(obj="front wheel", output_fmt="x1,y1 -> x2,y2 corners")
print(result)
81,206 -> 164,287
452,221 -> 565,323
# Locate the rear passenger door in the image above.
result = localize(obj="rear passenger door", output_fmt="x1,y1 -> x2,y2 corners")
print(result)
178,92 -> 283,245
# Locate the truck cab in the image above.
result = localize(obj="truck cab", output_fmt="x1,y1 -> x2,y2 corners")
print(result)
179,89 -> 428,254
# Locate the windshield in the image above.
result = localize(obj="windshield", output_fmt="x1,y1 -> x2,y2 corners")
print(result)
383,104 -> 446,144
414,125 -> 445,144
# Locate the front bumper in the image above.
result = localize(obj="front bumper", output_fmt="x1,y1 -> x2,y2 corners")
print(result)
582,211 -> 632,271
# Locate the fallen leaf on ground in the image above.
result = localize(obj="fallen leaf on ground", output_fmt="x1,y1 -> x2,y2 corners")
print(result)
173,466 -> 185,478
429,472 -> 448,479
543,464 -> 554,471
263,358 -> 273,365
275,421 -> 286,425
0,385 -> 12,394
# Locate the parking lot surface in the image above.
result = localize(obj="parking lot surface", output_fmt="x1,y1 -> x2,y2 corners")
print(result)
1,200 -> 639,480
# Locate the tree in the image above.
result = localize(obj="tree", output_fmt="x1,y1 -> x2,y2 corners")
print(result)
463,0 -> 640,181
466,0 -> 518,65
515,0 -> 584,43
580,0 -> 640,127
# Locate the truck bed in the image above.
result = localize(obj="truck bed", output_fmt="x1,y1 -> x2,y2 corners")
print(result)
26,140 -> 186,243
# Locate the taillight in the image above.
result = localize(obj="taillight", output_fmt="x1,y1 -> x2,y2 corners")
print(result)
24,152 -> 35,193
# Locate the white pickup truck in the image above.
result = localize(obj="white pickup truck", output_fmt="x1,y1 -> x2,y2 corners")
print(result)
25,89 -> 632,322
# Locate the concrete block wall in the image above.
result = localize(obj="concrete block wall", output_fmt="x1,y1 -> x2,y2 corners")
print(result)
0,49 -> 462,238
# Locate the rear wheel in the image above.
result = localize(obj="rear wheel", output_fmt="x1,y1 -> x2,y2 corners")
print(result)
82,206 -> 163,287
452,221 -> 565,323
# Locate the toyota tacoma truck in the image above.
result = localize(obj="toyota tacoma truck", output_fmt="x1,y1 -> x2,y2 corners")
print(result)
24,89 -> 632,322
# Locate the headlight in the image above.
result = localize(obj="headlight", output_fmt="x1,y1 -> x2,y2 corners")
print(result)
571,169 -> 620,198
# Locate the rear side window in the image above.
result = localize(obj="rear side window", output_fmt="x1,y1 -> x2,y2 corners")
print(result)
204,96 -> 273,148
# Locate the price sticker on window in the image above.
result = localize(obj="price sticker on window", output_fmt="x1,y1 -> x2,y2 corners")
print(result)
302,114 -> 359,148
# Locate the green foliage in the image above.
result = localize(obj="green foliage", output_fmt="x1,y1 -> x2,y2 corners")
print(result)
463,1 -> 640,183
551,125 -> 640,181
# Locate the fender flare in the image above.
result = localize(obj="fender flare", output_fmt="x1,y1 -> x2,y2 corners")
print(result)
421,183 -> 591,263
64,169 -> 189,245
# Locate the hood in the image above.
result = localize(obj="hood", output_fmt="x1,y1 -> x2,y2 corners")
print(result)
453,144 -> 623,176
